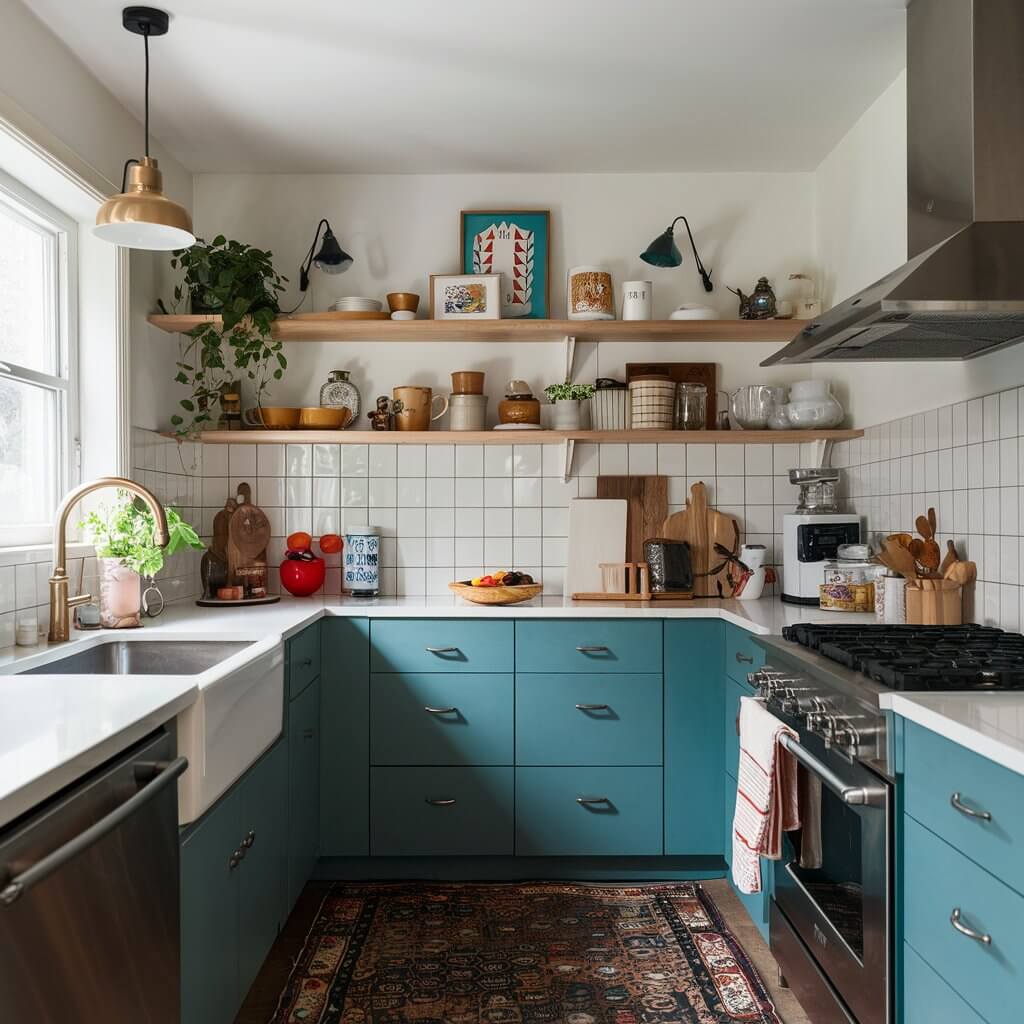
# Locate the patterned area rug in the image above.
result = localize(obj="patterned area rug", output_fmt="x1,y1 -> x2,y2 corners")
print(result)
271,881 -> 782,1023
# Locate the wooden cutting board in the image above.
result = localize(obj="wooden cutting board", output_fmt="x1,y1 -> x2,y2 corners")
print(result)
566,498 -> 628,596
625,361 -> 717,429
227,482 -> 271,584
661,481 -> 740,598
596,476 -> 668,563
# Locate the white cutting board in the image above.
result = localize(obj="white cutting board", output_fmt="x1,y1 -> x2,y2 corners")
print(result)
566,498 -> 627,596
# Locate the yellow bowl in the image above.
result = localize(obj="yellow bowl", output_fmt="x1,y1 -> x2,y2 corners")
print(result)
244,406 -> 301,429
448,582 -> 543,606
386,291 -> 420,313
298,407 -> 352,429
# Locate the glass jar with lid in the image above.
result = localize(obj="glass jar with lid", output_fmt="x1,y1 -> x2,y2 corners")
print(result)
319,370 -> 360,429
674,382 -> 707,430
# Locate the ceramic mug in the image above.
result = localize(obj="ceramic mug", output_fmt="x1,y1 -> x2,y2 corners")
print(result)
449,393 -> 488,431
393,386 -> 448,430
621,280 -> 652,320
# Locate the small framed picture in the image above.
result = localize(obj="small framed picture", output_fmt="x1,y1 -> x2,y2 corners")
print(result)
429,273 -> 502,320
461,210 -> 550,319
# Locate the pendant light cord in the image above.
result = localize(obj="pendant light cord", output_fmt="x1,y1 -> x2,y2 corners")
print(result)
143,27 -> 151,157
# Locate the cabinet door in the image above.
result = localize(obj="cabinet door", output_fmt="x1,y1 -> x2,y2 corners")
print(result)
236,741 -> 288,1001
180,786 -> 242,1024
288,677 -> 321,909
321,618 -> 370,856
664,620 -> 725,855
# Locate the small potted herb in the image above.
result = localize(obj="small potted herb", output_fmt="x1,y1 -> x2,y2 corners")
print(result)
81,494 -> 204,628
543,382 -> 595,430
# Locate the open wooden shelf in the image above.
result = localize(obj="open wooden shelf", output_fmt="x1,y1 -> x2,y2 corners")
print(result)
196,428 -> 862,445
148,314 -> 805,343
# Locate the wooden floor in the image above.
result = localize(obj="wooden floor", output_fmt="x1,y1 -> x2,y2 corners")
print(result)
235,878 -> 811,1024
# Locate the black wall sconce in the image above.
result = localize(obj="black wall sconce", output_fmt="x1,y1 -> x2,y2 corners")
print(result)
640,215 -> 713,292
298,219 -> 353,293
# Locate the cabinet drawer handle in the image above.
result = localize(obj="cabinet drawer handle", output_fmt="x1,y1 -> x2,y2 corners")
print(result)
576,645 -> 609,653
425,797 -> 457,806
424,706 -> 458,715
425,646 -> 460,654
302,728 -> 315,740
575,703 -> 610,711
735,651 -> 754,664
228,847 -> 245,870
299,657 -> 314,668
242,829 -> 256,849
950,908 -> 991,946
950,792 -> 992,822
576,795 -> 610,805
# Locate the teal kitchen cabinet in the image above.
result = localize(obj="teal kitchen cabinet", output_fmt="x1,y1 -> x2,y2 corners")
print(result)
663,620 -> 725,855
515,619 -> 662,673
320,617 -> 370,856
287,675 -> 321,909
180,740 -> 287,1024
370,619 -> 513,673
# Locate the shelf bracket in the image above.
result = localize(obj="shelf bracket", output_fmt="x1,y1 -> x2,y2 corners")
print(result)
561,438 -> 575,483
562,335 -> 577,383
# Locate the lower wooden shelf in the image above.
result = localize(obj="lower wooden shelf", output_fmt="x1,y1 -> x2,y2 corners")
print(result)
195,428 -> 862,445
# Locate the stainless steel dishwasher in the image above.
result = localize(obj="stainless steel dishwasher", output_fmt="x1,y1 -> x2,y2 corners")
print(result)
0,728 -> 186,1022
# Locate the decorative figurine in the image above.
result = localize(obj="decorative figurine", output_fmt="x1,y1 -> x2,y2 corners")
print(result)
367,396 -> 403,431
728,277 -> 777,320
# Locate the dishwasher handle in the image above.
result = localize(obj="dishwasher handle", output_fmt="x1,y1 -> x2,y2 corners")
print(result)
0,756 -> 188,907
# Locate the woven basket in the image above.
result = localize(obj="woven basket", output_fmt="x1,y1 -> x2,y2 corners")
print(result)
629,376 -> 675,429
448,582 -> 543,606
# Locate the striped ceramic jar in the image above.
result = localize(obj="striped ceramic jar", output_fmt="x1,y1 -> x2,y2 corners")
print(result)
629,375 -> 675,429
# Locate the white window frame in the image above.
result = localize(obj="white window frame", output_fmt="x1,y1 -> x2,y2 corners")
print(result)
0,168 -> 79,548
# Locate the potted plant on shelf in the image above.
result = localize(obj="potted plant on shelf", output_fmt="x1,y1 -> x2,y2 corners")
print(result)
543,382 -> 595,430
81,494 -> 204,628
157,235 -> 289,435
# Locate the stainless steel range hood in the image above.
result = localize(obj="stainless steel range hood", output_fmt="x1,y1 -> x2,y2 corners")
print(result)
764,0 -> 1024,365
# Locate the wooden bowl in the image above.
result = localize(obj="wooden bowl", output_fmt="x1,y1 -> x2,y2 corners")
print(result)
386,291 -> 420,313
448,582 -> 543,606
245,406 -> 301,429
298,407 -> 352,429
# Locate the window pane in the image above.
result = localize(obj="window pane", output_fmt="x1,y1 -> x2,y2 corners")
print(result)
0,377 -> 58,533
0,201 -> 56,375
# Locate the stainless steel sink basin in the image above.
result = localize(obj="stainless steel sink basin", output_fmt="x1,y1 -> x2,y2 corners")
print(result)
23,640 -> 252,676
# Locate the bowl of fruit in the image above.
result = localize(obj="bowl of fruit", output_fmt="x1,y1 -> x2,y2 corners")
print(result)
449,570 -> 542,606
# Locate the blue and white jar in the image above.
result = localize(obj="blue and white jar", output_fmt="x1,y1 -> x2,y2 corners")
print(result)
343,525 -> 380,596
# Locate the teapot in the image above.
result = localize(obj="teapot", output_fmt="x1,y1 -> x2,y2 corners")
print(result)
728,277 -> 777,320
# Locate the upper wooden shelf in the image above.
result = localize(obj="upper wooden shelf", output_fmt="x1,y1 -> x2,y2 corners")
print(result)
195,428 -> 862,446
147,314 -> 805,343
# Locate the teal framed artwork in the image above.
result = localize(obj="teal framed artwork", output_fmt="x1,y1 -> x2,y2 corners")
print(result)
461,209 -> 550,319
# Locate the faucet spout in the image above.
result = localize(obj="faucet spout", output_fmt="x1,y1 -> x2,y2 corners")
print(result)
49,477 -> 169,643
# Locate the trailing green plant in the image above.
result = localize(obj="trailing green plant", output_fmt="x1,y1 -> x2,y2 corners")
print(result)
158,235 -> 288,435
544,382 -> 595,402
81,493 -> 204,578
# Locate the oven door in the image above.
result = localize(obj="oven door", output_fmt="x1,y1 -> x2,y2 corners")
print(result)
771,728 -> 891,1024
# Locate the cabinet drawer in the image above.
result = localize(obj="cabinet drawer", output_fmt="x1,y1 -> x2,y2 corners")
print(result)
515,674 -> 662,766
288,624 -> 320,699
904,721 -> 1024,891
903,943 -> 987,1024
724,624 -> 764,685
371,673 -> 513,766
515,620 -> 662,674
370,619 -> 513,673
370,767 -> 513,856
723,676 -> 754,779
903,816 -> 1024,1024
515,767 -> 663,855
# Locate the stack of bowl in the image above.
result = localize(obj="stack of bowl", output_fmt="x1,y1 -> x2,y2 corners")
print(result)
449,371 -> 487,431
387,292 -> 419,321
330,296 -> 382,313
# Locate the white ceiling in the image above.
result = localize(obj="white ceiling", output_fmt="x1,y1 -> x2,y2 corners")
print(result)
23,0 -> 906,174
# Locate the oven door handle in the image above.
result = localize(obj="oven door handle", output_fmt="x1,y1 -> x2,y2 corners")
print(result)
779,735 -> 886,807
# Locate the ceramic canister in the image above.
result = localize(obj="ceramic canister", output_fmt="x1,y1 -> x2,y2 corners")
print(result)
621,280 -> 652,320
448,393 -> 488,431
567,266 -> 615,320
344,525 -> 380,595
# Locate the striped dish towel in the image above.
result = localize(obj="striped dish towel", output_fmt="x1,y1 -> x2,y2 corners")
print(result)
731,696 -> 800,895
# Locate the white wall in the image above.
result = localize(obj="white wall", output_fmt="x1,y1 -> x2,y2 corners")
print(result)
185,171 -> 816,426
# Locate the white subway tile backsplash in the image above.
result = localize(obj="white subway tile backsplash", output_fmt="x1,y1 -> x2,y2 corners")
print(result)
397,445 -> 426,477
575,443 -> 600,476
716,444 -> 745,476
628,444 -> 657,475
484,508 -> 513,537
313,443 -> 340,477
286,507 -> 313,536
426,444 -> 455,477
455,445 -> 484,477
369,477 -> 398,508
484,444 -> 513,477
513,477 -> 542,507
658,444 -> 685,476
341,478 -> 368,507
286,477 -> 313,507
286,444 -> 312,476
454,477 -> 483,507
598,444 -> 628,475
425,507 -> 454,537
687,444 -> 715,476
514,507 -> 542,537
397,508 -> 426,536
229,444 -> 257,478
398,479 -> 426,507
369,444 -> 398,477
455,507 -> 484,536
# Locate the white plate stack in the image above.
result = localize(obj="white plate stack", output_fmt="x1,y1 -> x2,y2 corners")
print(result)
330,296 -> 382,313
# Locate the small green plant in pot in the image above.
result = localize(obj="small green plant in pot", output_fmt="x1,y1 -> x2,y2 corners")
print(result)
544,382 -> 595,430
81,494 -> 204,628
159,235 -> 289,435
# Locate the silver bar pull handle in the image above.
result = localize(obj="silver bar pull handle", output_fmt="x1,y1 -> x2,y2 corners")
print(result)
575,703 -> 610,711
778,734 -> 887,807
425,646 -> 460,654
576,645 -> 609,653
576,795 -> 610,805
0,756 -> 188,907
300,657 -> 313,668
228,848 -> 245,870
242,829 -> 256,849
950,792 -> 992,822
424,706 -> 458,715
735,651 -> 754,664
950,908 -> 992,945
425,797 -> 456,806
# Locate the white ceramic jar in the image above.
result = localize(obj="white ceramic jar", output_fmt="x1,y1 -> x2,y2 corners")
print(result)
784,379 -> 844,428
344,525 -> 380,596
621,280 -> 652,320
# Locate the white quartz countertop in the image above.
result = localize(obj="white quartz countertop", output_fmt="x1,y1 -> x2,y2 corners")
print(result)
881,691 -> 1024,776
0,595 -> 868,829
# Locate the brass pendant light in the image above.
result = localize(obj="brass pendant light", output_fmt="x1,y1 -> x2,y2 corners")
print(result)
94,7 -> 195,250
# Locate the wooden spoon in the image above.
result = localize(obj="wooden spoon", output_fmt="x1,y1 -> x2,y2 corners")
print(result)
928,507 -> 937,535
939,539 -> 959,576
908,538 -> 924,561
883,538 -> 919,578
915,514 -> 934,540
919,538 -> 941,572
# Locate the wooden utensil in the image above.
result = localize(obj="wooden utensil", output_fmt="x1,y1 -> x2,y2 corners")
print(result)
625,361 -> 717,429
227,483 -> 271,585
945,560 -> 977,623
887,533 -> 913,549
661,481 -> 740,597
907,538 -> 924,561
919,539 -> 941,572
938,539 -> 959,576
928,506 -> 937,536
883,538 -> 918,578
596,476 -> 668,564
915,514 -> 933,540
